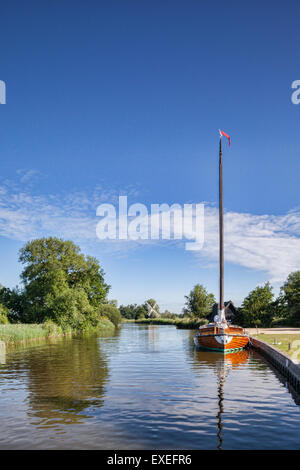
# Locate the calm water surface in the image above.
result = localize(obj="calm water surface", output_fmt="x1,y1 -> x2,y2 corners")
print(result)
0,323 -> 300,449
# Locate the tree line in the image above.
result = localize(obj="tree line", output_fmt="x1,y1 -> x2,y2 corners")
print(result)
119,299 -> 179,320
0,236 -> 299,330
120,273 -> 300,328
177,271 -> 300,328
178,273 -> 300,327
236,273 -> 300,327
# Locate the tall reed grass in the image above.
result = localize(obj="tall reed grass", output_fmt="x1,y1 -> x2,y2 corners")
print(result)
0,317 -> 115,345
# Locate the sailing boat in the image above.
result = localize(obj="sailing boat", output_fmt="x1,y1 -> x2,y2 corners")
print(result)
194,130 -> 249,353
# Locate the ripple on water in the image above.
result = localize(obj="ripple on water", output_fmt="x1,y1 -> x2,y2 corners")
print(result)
0,324 -> 300,449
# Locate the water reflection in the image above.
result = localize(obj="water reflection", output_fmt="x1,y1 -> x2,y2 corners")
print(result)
216,364 -> 224,450
250,349 -> 300,407
192,348 -> 249,449
147,325 -> 159,349
0,325 -> 300,449
4,335 -> 110,428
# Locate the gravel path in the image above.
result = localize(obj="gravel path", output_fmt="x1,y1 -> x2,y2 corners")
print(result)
245,327 -> 300,335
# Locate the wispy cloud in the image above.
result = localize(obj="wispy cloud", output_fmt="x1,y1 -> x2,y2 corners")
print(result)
0,172 -> 299,283
201,207 -> 300,283
0,174 -> 140,248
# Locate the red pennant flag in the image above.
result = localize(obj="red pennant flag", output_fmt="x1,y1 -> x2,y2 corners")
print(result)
219,129 -> 231,147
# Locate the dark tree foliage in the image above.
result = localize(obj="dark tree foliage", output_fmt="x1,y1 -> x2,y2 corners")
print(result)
239,282 -> 274,327
119,303 -> 147,320
279,271 -> 300,326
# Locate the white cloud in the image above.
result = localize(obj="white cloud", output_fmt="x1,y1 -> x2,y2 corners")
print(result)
200,207 -> 300,283
0,173 -> 299,283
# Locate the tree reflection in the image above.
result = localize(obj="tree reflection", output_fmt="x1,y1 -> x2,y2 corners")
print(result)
23,334 -> 110,427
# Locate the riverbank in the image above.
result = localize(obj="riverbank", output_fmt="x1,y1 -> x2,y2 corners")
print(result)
250,336 -> 300,392
133,318 -> 206,329
0,318 -> 116,346
249,332 -> 300,361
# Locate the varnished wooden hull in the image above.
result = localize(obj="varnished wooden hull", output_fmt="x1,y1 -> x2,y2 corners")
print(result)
194,324 -> 249,353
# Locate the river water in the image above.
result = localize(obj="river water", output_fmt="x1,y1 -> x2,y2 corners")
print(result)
0,323 -> 300,449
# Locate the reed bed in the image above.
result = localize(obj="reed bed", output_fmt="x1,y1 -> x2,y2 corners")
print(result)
0,318 -> 115,345
0,323 -> 64,344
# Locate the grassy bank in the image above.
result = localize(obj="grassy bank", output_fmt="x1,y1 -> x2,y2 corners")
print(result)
252,333 -> 300,361
134,318 -> 206,329
0,318 -> 115,346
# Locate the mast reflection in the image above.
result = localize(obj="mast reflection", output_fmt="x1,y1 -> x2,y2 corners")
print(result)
192,345 -> 249,449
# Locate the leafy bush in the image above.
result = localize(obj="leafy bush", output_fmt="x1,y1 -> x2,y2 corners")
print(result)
42,319 -> 66,336
175,318 -> 207,329
0,303 -> 9,324
45,287 -> 100,331
97,304 -> 122,327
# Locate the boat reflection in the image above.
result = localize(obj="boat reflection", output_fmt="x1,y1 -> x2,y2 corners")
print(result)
193,346 -> 249,449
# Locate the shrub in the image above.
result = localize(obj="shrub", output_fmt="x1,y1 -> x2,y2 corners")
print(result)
45,287 -> 99,331
98,304 -> 122,327
0,303 -> 9,324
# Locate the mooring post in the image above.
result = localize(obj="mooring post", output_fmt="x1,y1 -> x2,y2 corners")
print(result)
0,341 -> 6,365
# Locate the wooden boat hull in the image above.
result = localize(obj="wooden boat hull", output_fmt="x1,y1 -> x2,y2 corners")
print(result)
194,326 -> 249,353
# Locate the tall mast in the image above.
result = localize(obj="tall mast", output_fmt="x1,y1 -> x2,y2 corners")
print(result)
219,137 -> 225,319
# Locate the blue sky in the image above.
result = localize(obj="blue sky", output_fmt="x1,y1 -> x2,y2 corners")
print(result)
0,1 -> 299,312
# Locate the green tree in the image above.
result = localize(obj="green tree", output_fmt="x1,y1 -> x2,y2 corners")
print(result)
0,237 -> 110,329
239,282 -> 274,327
19,238 -> 109,315
279,271 -> 300,326
183,284 -> 215,319
162,309 -> 172,318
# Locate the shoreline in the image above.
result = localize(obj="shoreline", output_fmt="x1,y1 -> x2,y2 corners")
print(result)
130,318 -> 206,329
0,318 -> 116,347
249,336 -> 300,393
